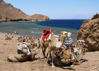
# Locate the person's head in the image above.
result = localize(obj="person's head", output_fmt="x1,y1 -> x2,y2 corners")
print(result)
67,32 -> 72,38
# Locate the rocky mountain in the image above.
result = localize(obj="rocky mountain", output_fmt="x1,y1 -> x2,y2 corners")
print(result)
77,14 -> 99,51
0,0 -> 49,22
31,14 -> 49,21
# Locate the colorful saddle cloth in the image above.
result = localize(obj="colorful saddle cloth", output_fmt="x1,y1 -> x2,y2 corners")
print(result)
61,38 -> 73,50
17,42 -> 31,55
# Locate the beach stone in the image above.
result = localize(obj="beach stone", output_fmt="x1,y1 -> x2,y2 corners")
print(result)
77,14 -> 99,51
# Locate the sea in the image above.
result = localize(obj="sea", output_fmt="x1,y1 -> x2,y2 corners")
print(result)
0,19 -> 85,43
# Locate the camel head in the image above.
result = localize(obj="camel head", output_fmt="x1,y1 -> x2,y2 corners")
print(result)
77,40 -> 88,53
77,40 -> 85,47
61,31 -> 68,38
77,40 -> 87,54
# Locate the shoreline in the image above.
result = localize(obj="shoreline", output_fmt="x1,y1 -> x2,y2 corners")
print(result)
0,31 -> 38,37
0,20 -> 39,24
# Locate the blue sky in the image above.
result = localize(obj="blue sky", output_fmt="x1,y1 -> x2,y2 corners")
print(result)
4,0 -> 99,19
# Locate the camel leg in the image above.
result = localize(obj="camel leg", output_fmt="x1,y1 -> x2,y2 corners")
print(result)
7,54 -> 20,62
47,48 -> 51,64
7,53 -> 31,62
42,46 -> 47,58
51,51 -> 55,67
71,52 -> 78,66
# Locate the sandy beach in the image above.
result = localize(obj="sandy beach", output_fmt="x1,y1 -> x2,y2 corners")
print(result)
0,32 -> 99,71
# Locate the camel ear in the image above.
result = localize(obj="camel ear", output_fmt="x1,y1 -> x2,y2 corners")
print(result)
47,34 -> 52,41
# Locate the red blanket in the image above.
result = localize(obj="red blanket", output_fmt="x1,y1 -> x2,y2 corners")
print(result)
42,29 -> 53,47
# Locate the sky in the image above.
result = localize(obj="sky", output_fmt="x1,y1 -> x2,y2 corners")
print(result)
4,0 -> 99,19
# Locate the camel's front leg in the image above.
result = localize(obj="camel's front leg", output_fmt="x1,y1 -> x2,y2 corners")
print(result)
47,48 -> 51,64
51,51 -> 55,67
42,46 -> 47,58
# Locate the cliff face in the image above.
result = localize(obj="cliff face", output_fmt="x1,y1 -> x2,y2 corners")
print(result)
77,14 -> 99,51
0,0 -> 29,20
0,0 -> 49,22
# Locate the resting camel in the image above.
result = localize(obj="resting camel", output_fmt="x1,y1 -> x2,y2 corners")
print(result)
73,40 -> 86,64
60,39 -> 86,66
7,38 -> 40,62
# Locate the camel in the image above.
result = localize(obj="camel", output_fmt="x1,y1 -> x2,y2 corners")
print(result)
39,30 -> 69,67
7,38 -> 40,62
73,40 -> 86,64
54,40 -> 86,66
57,32 -> 86,66
62,39 -> 86,66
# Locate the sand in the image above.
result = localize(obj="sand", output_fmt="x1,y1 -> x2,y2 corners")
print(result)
0,32 -> 99,71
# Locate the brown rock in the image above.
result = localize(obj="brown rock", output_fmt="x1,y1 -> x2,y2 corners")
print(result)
92,13 -> 99,20
77,14 -> 99,51
31,14 -> 49,21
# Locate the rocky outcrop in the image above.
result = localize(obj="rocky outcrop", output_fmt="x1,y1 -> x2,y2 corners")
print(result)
91,13 -> 99,20
0,0 -> 49,22
77,14 -> 99,51
31,14 -> 49,21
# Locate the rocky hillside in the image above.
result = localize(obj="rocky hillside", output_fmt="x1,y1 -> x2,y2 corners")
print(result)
31,14 -> 49,21
0,0 -> 29,21
0,0 -> 49,22
77,14 -> 99,51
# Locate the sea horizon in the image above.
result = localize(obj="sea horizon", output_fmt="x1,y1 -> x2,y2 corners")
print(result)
45,18 -> 86,21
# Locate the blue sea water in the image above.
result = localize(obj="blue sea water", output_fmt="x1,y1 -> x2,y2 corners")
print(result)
0,19 -> 85,43
37,19 -> 84,30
